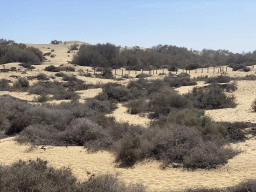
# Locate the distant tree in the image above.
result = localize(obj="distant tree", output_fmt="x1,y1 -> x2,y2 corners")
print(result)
69,43 -> 79,50
51,40 -> 62,44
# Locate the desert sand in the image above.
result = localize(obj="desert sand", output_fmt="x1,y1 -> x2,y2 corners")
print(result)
1,42 -> 256,191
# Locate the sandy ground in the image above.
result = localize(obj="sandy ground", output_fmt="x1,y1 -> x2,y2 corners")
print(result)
1,42 -> 256,191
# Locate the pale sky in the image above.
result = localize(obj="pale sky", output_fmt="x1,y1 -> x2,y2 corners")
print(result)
1,0 -> 256,53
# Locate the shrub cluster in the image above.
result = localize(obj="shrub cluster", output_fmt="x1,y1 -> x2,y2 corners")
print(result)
164,73 -> 197,87
135,73 -> 152,78
205,75 -> 231,83
229,63 -> 251,72
0,78 -> 11,91
185,86 -> 237,110
0,96 -> 239,169
45,65 -> 61,72
96,83 -> 135,102
149,92 -> 192,118
0,43 -> 43,64
204,82 -> 237,93
29,81 -> 80,101
51,40 -> 62,44
69,43 -> 79,50
0,158 -> 147,192
2,158 -> 256,192
11,77 -> 29,91
19,63 -> 35,69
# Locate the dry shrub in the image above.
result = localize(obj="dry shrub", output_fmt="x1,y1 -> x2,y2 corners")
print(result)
186,86 -> 236,110
205,75 -> 231,83
0,78 -> 11,91
126,99 -> 148,114
149,92 -> 192,117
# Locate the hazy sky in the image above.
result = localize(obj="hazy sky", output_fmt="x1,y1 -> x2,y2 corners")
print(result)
1,0 -> 256,53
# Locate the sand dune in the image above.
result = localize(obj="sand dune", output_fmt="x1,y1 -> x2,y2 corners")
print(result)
1,42 -> 256,191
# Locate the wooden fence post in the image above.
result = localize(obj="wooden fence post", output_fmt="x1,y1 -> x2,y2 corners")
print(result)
153,70 -> 154,75
87,69 -> 88,74
142,69 -> 143,74
156,69 -> 157,74
226,67 -> 227,72
202,68 -> 203,73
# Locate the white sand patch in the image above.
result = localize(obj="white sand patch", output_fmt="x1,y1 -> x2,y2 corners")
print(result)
106,103 -> 151,128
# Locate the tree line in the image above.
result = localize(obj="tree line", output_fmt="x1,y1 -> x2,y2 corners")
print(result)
72,43 -> 256,71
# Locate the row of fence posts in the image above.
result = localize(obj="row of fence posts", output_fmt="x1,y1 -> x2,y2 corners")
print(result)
89,65 -> 255,76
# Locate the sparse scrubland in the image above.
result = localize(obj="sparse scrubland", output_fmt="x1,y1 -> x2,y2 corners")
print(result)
0,73 -> 241,170
0,158 -> 256,192
2,39 -> 256,191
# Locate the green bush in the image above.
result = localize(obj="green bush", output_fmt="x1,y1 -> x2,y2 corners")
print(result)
55,72 -> 67,77
98,83 -> 134,102
70,43 -> 79,50
205,75 -> 231,83
36,73 -> 49,80
125,99 -> 148,114
164,74 -> 197,87
115,132 -> 148,167
37,92 -> 50,102
18,77 -> 29,87
0,78 -> 11,91
87,98 -> 117,113
12,77 -> 29,90
149,92 -> 192,117
45,65 -> 61,72
186,86 -> 236,110
135,73 -> 152,78
0,43 -> 42,64
0,158 -> 78,192
29,81 -> 81,100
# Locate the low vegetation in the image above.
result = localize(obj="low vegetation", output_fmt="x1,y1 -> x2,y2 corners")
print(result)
205,75 -> 231,83
185,86 -> 236,110
0,78 -> 11,91
0,95 -> 240,169
1,158 -> 256,191
0,158 -> 147,192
